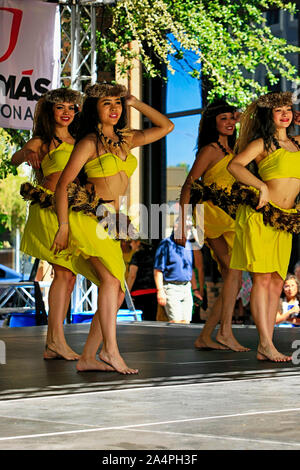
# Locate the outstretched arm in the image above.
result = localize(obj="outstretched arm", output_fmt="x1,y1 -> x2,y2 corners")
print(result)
193,248 -> 205,298
292,115 -> 300,145
126,264 -> 138,291
51,137 -> 94,253
126,95 -> 174,149
294,111 -> 300,127
175,146 -> 215,246
227,138 -> 269,209
11,137 -> 43,169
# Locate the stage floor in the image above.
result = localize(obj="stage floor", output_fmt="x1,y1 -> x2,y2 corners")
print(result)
0,321 -> 300,450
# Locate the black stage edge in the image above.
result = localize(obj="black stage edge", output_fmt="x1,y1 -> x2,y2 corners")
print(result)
0,322 -> 300,401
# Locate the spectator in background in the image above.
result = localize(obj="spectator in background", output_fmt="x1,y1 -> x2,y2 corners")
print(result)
126,240 -> 157,321
121,239 -> 139,278
276,274 -> 300,326
153,224 -> 203,324
193,242 -> 207,320
294,261 -> 300,284
233,271 -> 252,324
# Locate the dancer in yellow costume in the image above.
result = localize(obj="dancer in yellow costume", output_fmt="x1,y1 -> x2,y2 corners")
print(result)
176,100 -> 249,352
11,88 -> 102,362
228,91 -> 300,362
53,82 -> 174,374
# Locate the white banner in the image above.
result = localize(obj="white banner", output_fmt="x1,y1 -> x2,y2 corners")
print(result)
0,0 -> 60,130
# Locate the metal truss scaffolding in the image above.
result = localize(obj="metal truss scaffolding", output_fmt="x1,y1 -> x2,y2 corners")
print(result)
59,0 -> 99,90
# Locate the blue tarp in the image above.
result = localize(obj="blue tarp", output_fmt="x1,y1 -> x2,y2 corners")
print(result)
0,264 -> 22,282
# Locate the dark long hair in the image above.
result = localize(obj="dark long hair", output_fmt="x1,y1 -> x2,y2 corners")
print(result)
32,98 -> 80,146
196,100 -> 237,156
76,96 -> 128,185
31,96 -> 80,183
249,106 -> 294,153
234,97 -> 295,176
235,98 -> 295,155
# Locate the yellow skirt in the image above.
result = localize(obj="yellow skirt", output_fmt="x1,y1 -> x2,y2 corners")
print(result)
194,200 -> 236,274
67,207 -> 125,291
203,200 -> 236,250
230,204 -> 293,279
21,202 -> 75,272
20,189 -> 125,290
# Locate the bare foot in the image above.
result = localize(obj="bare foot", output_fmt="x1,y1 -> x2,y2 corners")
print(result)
99,350 -> 138,375
216,332 -> 250,352
43,343 -> 80,361
76,357 -> 115,372
257,345 -> 292,362
194,335 -> 229,350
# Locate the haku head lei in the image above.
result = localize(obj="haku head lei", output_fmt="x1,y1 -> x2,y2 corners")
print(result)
43,88 -> 83,106
256,91 -> 293,109
85,82 -> 128,99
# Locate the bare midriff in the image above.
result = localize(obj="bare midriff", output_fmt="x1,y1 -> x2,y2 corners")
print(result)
87,171 -> 129,210
266,178 -> 300,209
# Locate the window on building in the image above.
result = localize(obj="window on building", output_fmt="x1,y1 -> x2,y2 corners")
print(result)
265,74 -> 282,92
164,38 -> 202,235
266,9 -> 280,25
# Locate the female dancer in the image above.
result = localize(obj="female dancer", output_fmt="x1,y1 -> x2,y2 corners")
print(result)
176,100 -> 249,351
12,88 -> 85,360
53,82 -> 174,374
228,91 -> 300,361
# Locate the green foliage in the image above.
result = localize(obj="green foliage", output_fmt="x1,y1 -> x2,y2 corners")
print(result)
1,0 -> 299,181
0,173 -> 28,231
176,162 -> 190,174
96,0 -> 300,106
0,129 -> 28,230
0,129 -> 18,179
0,214 -> 8,234
5,129 -> 29,148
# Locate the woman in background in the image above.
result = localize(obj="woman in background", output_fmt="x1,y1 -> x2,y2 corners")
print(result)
228,91 -> 300,361
176,100 -> 248,352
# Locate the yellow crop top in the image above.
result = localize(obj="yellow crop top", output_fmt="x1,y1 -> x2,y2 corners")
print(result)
203,153 -> 235,189
84,152 -> 138,178
41,142 -> 74,177
258,148 -> 300,181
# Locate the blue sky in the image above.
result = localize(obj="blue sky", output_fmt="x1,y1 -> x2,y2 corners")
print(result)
165,37 -> 202,169
165,114 -> 200,169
